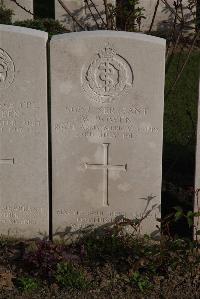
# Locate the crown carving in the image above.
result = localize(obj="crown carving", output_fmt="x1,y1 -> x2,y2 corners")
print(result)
99,44 -> 116,59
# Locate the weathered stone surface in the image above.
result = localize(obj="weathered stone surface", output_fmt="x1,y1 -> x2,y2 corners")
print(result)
55,0 -> 84,31
3,0 -> 33,21
55,0 -> 115,31
84,0 -> 116,29
51,31 -> 165,236
195,80 -> 200,232
139,0 -> 195,32
0,25 -> 48,238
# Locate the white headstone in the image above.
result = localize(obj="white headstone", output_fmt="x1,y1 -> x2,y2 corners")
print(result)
55,0 -> 115,31
139,0 -> 195,32
0,25 -> 48,238
51,31 -> 166,236
3,0 -> 33,21
195,79 -> 200,234
55,0 -> 84,31
84,0 -> 116,29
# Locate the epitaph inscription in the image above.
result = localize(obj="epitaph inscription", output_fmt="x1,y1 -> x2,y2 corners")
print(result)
0,48 -> 15,89
0,204 -> 47,225
82,44 -> 133,103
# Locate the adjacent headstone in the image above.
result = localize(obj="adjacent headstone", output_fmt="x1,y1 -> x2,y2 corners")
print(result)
55,0 -> 115,31
3,0 -> 33,22
51,31 -> 166,236
195,79 -> 200,234
55,0 -> 84,32
0,25 -> 48,238
84,0 -> 116,29
139,0 -> 195,33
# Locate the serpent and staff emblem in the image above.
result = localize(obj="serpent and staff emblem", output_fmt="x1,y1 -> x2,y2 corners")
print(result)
81,44 -> 134,104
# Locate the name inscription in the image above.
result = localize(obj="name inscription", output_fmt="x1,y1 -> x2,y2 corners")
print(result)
54,104 -> 159,140
0,101 -> 42,135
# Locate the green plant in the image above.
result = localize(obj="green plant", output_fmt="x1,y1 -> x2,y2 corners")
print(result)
130,271 -> 152,293
13,18 -> 68,37
115,0 -> 146,31
55,262 -> 89,290
0,2 -> 13,24
0,235 -> 18,248
16,276 -> 40,292
174,206 -> 200,229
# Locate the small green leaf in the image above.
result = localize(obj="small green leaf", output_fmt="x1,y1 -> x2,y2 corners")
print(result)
174,206 -> 183,212
187,211 -> 194,218
193,212 -> 200,217
187,217 -> 193,228
174,211 -> 184,221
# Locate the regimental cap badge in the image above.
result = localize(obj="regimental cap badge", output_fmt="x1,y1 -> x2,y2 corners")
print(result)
0,48 -> 15,89
81,43 -> 134,104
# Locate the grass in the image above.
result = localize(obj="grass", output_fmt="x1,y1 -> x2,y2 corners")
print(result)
164,51 -> 200,182
165,51 -> 200,147
0,223 -> 200,298
162,50 -> 200,238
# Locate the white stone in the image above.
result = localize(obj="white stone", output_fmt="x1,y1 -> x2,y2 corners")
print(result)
195,79 -> 200,234
139,0 -> 195,32
0,25 -> 48,238
84,0 -> 116,29
3,0 -> 33,21
55,0 -> 84,31
55,0 -> 115,31
51,31 -> 166,236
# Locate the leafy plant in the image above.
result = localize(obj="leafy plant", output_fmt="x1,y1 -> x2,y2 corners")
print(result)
55,262 -> 89,290
22,240 -> 80,281
130,271 -> 152,293
0,2 -> 13,24
16,276 -> 39,292
115,0 -> 146,31
174,206 -> 200,228
13,18 -> 68,37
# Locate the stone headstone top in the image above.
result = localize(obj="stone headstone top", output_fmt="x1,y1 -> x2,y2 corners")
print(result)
195,79 -> 200,233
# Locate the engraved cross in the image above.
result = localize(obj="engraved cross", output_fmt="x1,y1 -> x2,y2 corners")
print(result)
84,143 -> 127,207
0,158 -> 14,165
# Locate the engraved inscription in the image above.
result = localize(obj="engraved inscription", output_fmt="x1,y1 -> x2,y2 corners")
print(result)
82,44 -> 133,103
0,49 -> 15,89
54,104 -> 159,140
85,143 -> 127,207
0,101 -> 42,135
56,209 -> 136,230
0,158 -> 14,165
0,205 -> 47,225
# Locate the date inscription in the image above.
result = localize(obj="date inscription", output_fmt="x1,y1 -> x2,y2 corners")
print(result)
54,104 -> 159,140
0,101 -> 42,135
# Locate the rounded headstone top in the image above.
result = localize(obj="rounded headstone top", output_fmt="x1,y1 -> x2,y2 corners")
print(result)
0,25 -> 48,39
51,30 -> 166,46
